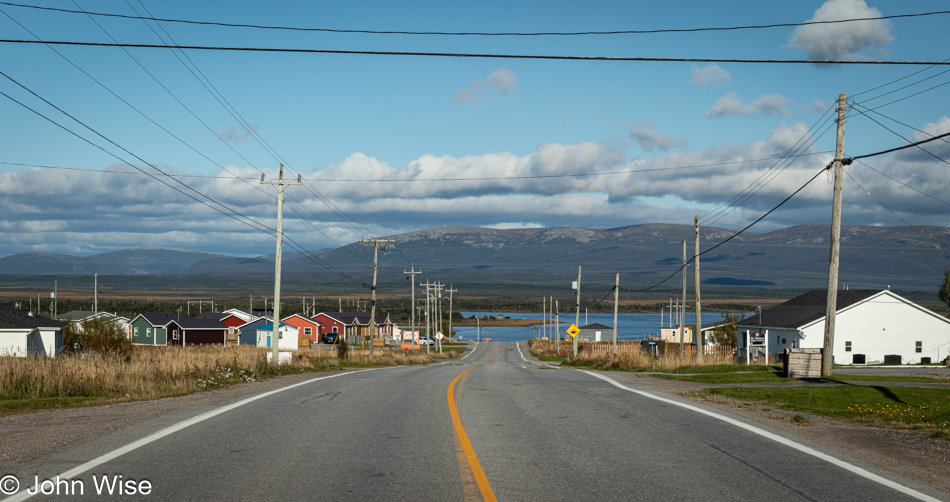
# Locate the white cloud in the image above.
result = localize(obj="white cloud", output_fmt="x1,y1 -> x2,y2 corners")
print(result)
4,119 -> 950,256
628,122 -> 689,151
455,68 -> 518,103
703,92 -> 791,118
788,0 -> 893,60
690,64 -> 731,85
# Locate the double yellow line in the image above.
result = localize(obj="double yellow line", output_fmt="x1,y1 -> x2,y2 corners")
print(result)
447,365 -> 498,502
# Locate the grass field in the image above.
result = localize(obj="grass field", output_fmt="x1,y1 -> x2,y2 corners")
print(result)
704,385 -> 950,437
0,344 -> 453,415
656,372 -> 945,384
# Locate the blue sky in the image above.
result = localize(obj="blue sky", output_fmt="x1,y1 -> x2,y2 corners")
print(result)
0,0 -> 948,257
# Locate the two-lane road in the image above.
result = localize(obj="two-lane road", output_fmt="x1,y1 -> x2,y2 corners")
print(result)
2,342 -> 946,501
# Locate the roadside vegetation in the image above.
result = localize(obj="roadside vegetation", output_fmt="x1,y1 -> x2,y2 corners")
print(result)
1,322 -> 459,415
703,386 -> 950,438
528,339 -> 740,372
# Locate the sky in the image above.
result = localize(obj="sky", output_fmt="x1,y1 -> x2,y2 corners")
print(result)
0,0 -> 948,259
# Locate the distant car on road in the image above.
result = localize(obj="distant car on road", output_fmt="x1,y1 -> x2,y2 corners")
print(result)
323,333 -> 338,344
419,337 -> 435,346
484,338 -> 492,342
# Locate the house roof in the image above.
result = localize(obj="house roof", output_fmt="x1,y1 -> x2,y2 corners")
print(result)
167,317 -> 226,330
736,289 -> 881,330
258,323 -> 294,331
316,312 -> 390,325
282,313 -> 320,325
196,312 -> 236,321
579,323 -> 612,330
59,310 -> 98,321
139,312 -> 182,327
0,304 -> 67,329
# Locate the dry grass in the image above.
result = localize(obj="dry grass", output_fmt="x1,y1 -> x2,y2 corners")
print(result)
527,339 -> 735,371
1,344 -> 452,410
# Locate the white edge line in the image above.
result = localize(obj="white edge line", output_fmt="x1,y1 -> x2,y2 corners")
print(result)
516,342 -> 557,369
2,368 -> 380,502
580,370 -> 943,502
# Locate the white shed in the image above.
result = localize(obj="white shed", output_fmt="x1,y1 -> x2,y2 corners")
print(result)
0,304 -> 67,357
736,289 -> 950,365
256,323 -> 299,351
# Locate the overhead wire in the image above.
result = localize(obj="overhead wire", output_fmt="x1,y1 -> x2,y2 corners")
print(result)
2,39 -> 950,65
2,2 -> 947,37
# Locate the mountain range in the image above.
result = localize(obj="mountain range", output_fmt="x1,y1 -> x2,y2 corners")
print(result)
1,224 -> 947,294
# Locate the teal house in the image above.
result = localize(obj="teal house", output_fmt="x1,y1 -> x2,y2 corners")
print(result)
129,312 -> 178,346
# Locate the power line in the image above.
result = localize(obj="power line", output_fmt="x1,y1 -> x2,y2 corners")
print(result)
624,164 -> 831,293
3,2 -> 946,37
847,104 -> 950,166
852,57 -> 950,97
843,169 -> 946,249
2,39 -> 950,65
847,130 -> 950,162
854,159 -> 950,208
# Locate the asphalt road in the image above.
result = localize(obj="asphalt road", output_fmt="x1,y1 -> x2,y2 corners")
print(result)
2,342 -> 947,501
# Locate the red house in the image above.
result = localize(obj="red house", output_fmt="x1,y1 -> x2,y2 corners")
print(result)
282,314 -> 322,345
197,313 -> 248,346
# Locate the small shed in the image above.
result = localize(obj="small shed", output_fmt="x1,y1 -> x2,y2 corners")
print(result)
236,317 -> 268,346
577,323 -> 612,342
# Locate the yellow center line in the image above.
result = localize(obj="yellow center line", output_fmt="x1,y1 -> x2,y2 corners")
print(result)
448,365 -> 498,502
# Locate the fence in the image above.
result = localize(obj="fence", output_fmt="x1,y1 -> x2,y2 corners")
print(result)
571,341 -> 734,359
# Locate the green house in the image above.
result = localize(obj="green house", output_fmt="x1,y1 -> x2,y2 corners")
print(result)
129,312 -> 177,346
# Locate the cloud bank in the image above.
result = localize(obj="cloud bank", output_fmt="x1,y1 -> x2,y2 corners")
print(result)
2,117 -> 948,256
455,68 -> 518,103
788,0 -> 893,60
704,92 -> 791,118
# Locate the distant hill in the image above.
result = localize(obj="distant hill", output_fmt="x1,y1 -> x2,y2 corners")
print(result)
1,225 -> 947,294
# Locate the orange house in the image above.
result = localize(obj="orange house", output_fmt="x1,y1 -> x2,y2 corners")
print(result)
281,314 -> 322,345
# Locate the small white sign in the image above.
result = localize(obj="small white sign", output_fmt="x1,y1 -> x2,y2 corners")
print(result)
435,332 -> 444,340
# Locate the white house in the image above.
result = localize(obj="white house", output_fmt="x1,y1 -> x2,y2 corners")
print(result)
59,310 -> 130,334
736,289 -> 950,365
0,304 -> 67,357
256,323 -> 299,351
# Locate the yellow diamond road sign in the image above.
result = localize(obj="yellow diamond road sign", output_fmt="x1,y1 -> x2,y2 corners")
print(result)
567,324 -> 580,338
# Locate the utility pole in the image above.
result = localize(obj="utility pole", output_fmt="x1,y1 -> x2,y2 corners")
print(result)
446,285 -> 457,342
53,280 -> 57,319
694,216 -> 702,364
612,273 -> 619,355
358,238 -> 394,357
94,273 -> 98,315
555,300 -> 560,355
420,280 -> 434,353
680,240 -> 687,354
822,94 -> 848,377
436,282 -> 444,353
404,264 -> 421,344
573,266 -> 581,358
261,164 -> 301,364
541,296 -> 548,340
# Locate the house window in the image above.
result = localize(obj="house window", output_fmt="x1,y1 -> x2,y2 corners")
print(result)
146,328 -> 152,338
916,341 -> 922,353
304,327 -> 312,335
845,341 -> 852,352
172,330 -> 179,340
133,327 -> 139,337
332,326 -> 338,334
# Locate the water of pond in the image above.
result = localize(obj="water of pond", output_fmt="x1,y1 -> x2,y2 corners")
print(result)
454,311 -> 712,343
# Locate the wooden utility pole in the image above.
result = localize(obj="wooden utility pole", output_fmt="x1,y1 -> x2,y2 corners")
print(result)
420,280 -> 434,353
94,273 -> 98,315
541,296 -> 548,340
261,164 -> 301,363
573,266 -> 581,358
358,238 -> 394,357
404,264 -> 421,345
822,94 -> 848,377
612,273 -> 619,355
555,300 -> 560,354
694,216 -> 702,363
680,240 -> 687,354
446,285 -> 457,342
